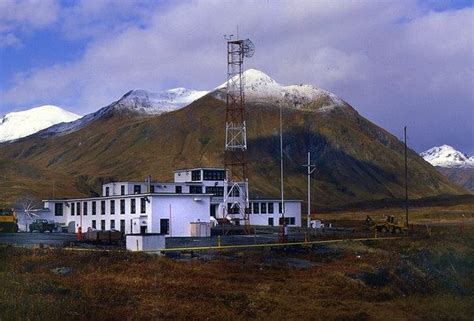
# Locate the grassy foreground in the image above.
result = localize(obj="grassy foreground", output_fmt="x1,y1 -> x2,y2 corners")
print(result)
0,225 -> 473,321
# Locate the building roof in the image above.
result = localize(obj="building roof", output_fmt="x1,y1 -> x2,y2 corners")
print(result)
43,193 -> 214,203
173,167 -> 226,172
249,198 -> 302,202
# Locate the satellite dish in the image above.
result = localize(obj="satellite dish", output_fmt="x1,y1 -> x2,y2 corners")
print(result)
242,39 -> 255,58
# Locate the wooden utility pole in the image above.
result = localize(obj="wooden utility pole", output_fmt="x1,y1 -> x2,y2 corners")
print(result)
302,152 -> 316,228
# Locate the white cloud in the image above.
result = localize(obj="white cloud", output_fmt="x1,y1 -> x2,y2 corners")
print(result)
0,32 -> 22,48
0,0 -> 59,47
0,1 -> 472,152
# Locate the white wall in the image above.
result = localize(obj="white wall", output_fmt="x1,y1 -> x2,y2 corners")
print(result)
41,194 -> 211,237
150,195 -> 210,237
248,201 -> 302,227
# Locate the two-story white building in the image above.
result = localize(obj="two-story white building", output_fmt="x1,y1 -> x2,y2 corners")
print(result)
40,167 -> 301,236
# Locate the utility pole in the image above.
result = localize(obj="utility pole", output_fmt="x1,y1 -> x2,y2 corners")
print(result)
404,126 -> 409,228
302,152 -> 316,228
278,102 -> 287,243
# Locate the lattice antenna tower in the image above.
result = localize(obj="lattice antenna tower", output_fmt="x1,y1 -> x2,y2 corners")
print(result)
223,36 -> 255,226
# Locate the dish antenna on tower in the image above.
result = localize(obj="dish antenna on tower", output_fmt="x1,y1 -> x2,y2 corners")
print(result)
242,39 -> 255,58
222,36 -> 255,231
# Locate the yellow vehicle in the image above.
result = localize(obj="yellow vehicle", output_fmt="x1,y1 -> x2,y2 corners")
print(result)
366,215 -> 407,234
0,208 -> 18,233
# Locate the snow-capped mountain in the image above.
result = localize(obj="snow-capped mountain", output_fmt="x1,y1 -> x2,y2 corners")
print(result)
113,88 -> 209,114
42,88 -> 209,136
421,145 -> 474,168
16,69 -> 348,139
0,105 -> 80,143
214,69 -> 347,111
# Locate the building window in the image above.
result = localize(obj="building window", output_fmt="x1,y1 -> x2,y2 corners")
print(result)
121,185 -> 125,195
110,200 -> 115,215
101,220 -> 105,231
150,185 -> 155,193
280,217 -> 295,226
261,203 -> 267,214
140,198 -> 146,213
268,202 -> 274,214
160,219 -> 169,234
54,203 -> 63,216
203,170 -> 225,181
189,186 -> 202,194
253,202 -> 259,214
268,218 -> 274,226
83,202 -> 88,216
101,201 -> 105,215
92,220 -> 96,229
71,203 -> 75,216
205,186 -> 224,197
175,186 -> 182,194
105,187 -> 110,196
120,219 -> 125,233
279,202 -> 283,214
76,202 -> 81,216
227,203 -> 240,214
134,185 -> 141,194
120,199 -> 125,214
131,199 -> 136,214
110,220 -> 115,230
91,201 -> 96,215
191,170 -> 201,181
227,186 -> 240,197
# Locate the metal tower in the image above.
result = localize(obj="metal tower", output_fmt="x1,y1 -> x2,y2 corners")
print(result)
223,37 -> 254,226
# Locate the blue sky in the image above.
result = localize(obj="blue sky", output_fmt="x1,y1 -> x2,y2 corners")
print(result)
0,0 -> 473,154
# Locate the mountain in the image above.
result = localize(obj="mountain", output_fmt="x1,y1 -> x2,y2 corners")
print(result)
421,145 -> 474,168
215,69 -> 346,111
0,70 -> 467,207
421,145 -> 474,192
40,88 -> 209,137
0,105 -> 80,142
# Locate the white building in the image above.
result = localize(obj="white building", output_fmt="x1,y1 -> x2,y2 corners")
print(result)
40,167 -> 302,236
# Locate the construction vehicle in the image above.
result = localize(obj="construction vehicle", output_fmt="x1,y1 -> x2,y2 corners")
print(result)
29,219 -> 55,233
0,208 -> 18,233
366,215 -> 407,234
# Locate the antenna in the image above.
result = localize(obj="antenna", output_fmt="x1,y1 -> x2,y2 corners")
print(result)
222,36 -> 255,231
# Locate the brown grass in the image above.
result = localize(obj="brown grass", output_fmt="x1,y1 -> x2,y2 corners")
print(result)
1,224 -> 473,321
316,203 -> 474,225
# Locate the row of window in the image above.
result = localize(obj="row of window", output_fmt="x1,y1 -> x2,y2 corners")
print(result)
105,183 -> 224,196
250,202 -> 283,214
68,198 -> 147,216
267,217 -> 296,226
91,219 -> 126,232
191,170 -> 226,181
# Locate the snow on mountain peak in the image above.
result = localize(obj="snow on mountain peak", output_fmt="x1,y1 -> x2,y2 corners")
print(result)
114,88 -> 209,115
0,105 -> 80,143
420,145 -> 474,168
215,69 -> 346,111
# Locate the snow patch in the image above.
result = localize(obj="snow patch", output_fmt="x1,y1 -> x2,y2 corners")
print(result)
216,69 -> 346,111
420,145 -> 474,168
0,105 -> 80,142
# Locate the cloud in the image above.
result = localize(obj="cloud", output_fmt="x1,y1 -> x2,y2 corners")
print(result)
0,33 -> 22,48
0,0 -> 59,47
0,1 -> 473,152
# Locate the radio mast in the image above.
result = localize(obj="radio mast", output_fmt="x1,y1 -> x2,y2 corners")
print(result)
223,36 -> 255,228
